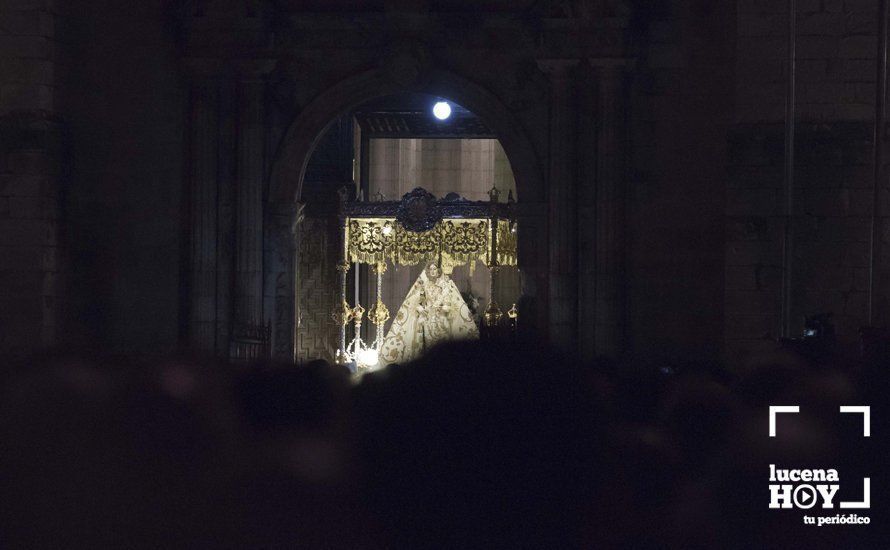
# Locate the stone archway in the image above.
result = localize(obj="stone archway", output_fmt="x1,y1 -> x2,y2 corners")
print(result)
265,67 -> 548,361
269,68 -> 545,205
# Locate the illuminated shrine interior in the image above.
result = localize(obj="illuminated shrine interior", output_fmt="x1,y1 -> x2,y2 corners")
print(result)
302,93 -> 521,370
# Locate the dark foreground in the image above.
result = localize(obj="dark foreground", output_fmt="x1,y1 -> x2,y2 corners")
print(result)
0,339 -> 885,549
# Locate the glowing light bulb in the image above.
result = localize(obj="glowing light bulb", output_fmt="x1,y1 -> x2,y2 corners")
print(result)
432,101 -> 452,120
358,348 -> 379,367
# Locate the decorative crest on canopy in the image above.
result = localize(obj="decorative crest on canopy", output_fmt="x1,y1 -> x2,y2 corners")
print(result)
396,187 -> 441,232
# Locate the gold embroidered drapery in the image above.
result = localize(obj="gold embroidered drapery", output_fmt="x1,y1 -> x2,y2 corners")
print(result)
344,217 -> 517,273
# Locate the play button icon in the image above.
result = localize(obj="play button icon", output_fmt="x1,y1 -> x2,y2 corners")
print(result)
793,485 -> 818,509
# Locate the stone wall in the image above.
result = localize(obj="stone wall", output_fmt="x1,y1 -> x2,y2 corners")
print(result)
625,0 -> 734,364
1,1 -> 185,359
727,0 -> 886,364
0,0 -> 63,357
61,0 -> 184,354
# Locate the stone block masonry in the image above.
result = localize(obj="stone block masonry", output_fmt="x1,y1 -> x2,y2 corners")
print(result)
0,0 -> 63,357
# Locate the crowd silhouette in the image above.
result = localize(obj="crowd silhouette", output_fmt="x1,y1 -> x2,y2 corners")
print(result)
0,336 -> 884,548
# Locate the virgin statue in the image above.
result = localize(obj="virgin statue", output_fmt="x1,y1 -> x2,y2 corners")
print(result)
378,264 -> 479,366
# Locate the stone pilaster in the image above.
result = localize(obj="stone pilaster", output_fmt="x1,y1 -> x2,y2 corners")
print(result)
537,59 -> 580,352
234,78 -> 266,332
188,79 -> 219,352
592,61 -> 629,358
264,201 -> 304,362
215,81 -> 237,356
577,62 -> 599,361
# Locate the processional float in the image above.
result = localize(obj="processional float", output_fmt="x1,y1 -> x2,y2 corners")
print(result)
332,186 -> 519,372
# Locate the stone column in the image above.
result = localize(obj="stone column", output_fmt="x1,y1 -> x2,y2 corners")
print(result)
264,201 -> 304,362
537,59 -> 580,352
592,61 -> 629,357
215,81 -> 237,357
234,78 -> 266,335
188,79 -> 219,352
577,62 -> 599,361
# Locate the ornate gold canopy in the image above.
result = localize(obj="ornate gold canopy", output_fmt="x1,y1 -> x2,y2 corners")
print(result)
338,186 -> 517,272
345,217 -> 517,274
334,186 -> 519,372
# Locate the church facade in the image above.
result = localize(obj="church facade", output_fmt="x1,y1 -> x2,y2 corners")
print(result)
2,0 -> 886,367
